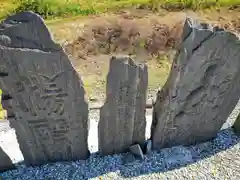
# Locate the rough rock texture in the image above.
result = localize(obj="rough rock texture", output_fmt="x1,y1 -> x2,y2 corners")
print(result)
0,11 -> 61,119
0,147 -> 14,172
233,114 -> 240,135
99,56 -> 148,156
0,12 -> 89,166
151,18 -> 240,150
0,11 -> 61,51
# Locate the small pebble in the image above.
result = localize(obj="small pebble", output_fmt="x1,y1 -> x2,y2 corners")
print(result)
129,144 -> 144,160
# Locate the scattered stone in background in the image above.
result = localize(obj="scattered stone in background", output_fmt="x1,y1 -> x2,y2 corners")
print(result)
99,56 -> 148,156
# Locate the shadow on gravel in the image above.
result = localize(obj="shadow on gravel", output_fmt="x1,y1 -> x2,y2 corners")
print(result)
1,127 -> 239,180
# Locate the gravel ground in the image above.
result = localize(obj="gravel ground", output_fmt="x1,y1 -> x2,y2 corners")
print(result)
0,101 -> 240,180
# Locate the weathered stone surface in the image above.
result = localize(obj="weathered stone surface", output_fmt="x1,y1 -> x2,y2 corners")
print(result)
0,12 -> 89,166
0,11 -> 61,119
233,114 -> 240,135
151,18 -> 240,150
0,147 -> 14,172
99,56 -> 148,156
0,11 -> 60,51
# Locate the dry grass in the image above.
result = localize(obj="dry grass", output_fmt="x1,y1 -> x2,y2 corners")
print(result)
62,12 -> 184,99
64,13 -> 184,59
60,9 -> 239,99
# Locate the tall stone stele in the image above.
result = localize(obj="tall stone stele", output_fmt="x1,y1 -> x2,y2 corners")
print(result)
0,12 -> 89,166
98,56 -> 148,156
151,18 -> 240,150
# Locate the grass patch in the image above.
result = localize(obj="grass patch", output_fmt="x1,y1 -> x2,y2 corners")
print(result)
11,0 -> 96,19
150,0 -> 239,11
0,0 -> 239,20
0,0 -> 16,19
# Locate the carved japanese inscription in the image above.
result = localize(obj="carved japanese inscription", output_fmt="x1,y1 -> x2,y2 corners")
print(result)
151,18 -> 240,150
99,56 -> 148,156
0,49 -> 89,165
0,12 -> 89,165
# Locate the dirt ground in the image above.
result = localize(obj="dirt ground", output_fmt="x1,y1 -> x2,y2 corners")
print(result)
46,8 -> 240,101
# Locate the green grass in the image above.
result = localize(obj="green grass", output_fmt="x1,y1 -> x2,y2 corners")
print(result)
10,0 -> 97,19
0,0 -> 239,20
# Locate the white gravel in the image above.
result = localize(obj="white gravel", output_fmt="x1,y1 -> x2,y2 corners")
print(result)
0,101 -> 240,180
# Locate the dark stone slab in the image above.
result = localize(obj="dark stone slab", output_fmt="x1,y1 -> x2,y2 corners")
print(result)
99,56 -> 148,156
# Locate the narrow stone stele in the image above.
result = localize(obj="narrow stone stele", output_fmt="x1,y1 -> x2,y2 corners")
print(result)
98,56 -> 148,156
